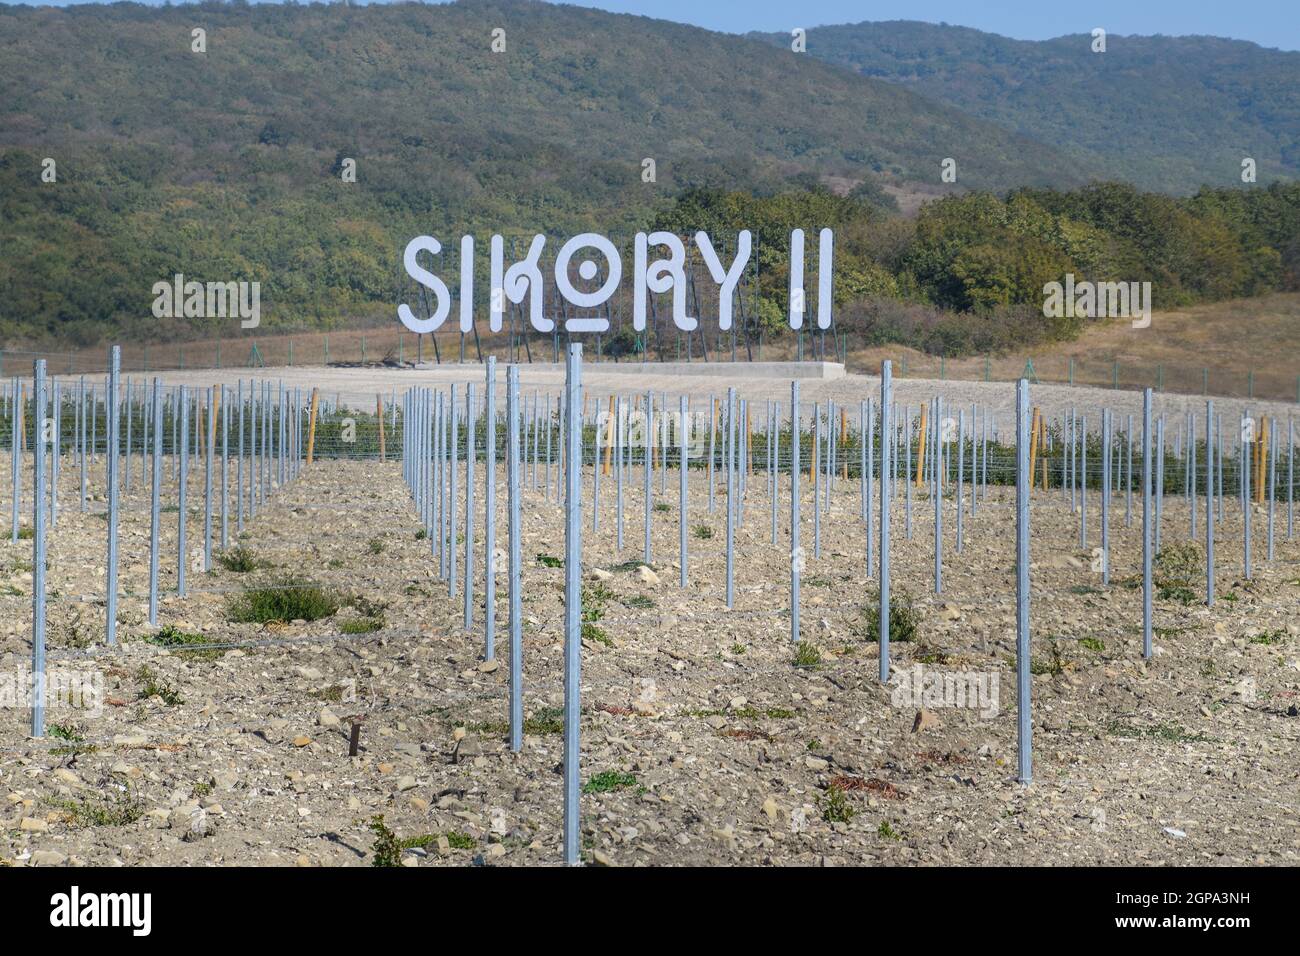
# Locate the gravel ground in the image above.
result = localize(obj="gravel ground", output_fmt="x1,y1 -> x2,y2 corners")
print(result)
58,362 -> 1300,432
2,397 -> 1299,867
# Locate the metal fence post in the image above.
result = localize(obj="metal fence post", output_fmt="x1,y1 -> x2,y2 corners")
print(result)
507,365 -> 523,752
1142,389 -> 1153,659
106,346 -> 121,645
725,387 -> 736,608
562,344 -> 583,866
31,360 -> 48,737
644,390 -> 653,564
879,361 -> 892,681
790,381 -> 800,643
149,378 -> 163,626
178,386 -> 189,598
204,387 -> 214,572
679,394 -> 688,588
1016,377 -> 1032,785
485,358 -> 497,660
1206,400 -> 1215,606
464,383 -> 476,631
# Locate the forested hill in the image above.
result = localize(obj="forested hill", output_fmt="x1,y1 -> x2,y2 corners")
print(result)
750,20 -> 1300,194
0,0 -> 1089,345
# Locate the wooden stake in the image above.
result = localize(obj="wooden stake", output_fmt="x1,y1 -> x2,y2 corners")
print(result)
916,404 -> 928,487
1028,407 -> 1041,494
839,407 -> 847,479
602,396 -> 615,476
306,388 -> 320,465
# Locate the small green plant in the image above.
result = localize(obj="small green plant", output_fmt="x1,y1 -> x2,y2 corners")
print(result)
444,831 -> 476,850
148,624 -> 223,660
371,824 -> 474,857
730,642 -> 746,655
369,815 -> 404,867
1155,543 -> 1200,604
48,723 -> 96,756
1106,719 -> 1210,743
216,546 -> 268,573
341,616 -> 384,634
692,524 -> 714,540
583,771 -> 637,794
310,684 -> 348,702
878,820 -> 903,840
1030,638 -> 1067,677
524,706 -> 564,735
581,581 -> 614,624
57,789 -> 144,827
860,586 -> 921,643
1249,629 -> 1286,645
536,552 -> 563,568
792,641 -> 822,668
16,527 -> 33,540
653,501 -> 672,513
819,786 -> 856,823
136,665 -> 183,706
581,622 -> 614,646
367,536 -> 385,555
227,577 -> 339,624
415,528 -> 428,540
913,646 -> 950,665
621,594 -> 655,610
1078,637 -> 1105,653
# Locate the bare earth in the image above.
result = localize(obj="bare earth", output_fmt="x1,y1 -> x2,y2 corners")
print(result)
1,366 -> 1298,867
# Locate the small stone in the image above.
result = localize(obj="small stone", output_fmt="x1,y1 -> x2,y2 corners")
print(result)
589,568 -> 614,582
113,734 -> 149,748
478,660 -> 500,674
452,736 -> 482,764
762,797 -> 780,823
31,849 -> 66,866
912,709 -> 941,733
395,775 -> 418,792
485,843 -> 506,859
19,817 -> 48,833
635,565 -> 660,586
292,735 -> 312,747
318,707 -> 341,729
805,756 -> 829,771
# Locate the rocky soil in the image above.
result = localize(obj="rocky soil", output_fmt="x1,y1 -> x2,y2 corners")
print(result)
2,444 -> 1298,867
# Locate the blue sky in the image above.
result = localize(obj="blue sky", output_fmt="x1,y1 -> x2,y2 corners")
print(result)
8,0 -> 1298,51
